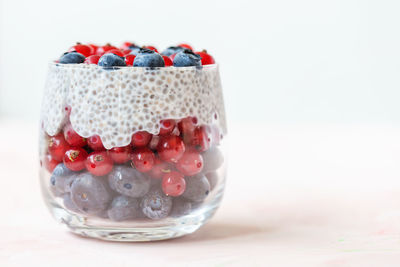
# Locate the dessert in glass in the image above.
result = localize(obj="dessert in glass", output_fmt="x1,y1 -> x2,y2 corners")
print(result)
39,42 -> 227,241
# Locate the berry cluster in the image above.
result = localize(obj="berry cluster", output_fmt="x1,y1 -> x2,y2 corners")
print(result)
44,116 -> 224,221
58,42 -> 215,68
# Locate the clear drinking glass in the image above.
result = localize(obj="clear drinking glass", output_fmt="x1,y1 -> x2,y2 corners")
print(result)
39,63 -> 227,241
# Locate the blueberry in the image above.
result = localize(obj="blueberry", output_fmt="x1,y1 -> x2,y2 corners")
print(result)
133,48 -> 165,67
50,163 -> 77,195
128,45 -> 141,55
59,52 -> 85,64
63,194 -> 81,214
173,50 -> 201,67
170,197 -> 192,217
161,46 -> 185,57
70,173 -> 112,215
182,175 -> 210,202
98,53 -> 126,68
205,171 -> 219,191
141,189 -> 172,220
107,195 -> 141,221
108,166 -> 151,198
202,147 -> 224,173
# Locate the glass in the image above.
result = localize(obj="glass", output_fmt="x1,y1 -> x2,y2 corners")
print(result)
39,63 -> 227,241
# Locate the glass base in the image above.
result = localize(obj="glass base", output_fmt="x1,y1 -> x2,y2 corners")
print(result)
46,192 -> 222,242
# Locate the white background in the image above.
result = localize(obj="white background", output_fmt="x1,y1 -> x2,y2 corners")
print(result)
1,0 -> 400,124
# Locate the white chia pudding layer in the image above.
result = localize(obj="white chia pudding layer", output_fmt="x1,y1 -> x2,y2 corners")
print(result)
41,63 -> 226,149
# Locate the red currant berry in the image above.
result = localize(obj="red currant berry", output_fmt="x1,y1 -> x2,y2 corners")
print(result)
63,148 -> 88,171
143,45 -> 158,53
122,49 -> 132,55
131,131 -> 152,147
96,44 -> 117,56
104,48 -> 124,57
109,146 -> 132,164
162,55 -> 173,66
43,154 -> 60,173
63,124 -> 87,147
169,53 -> 177,62
157,135 -> 185,163
162,171 -> 186,196
131,147 -> 155,173
190,126 -> 212,152
159,119 -> 176,135
120,41 -> 134,50
85,151 -> 113,176
178,117 -> 197,134
195,50 -> 215,65
176,149 -> 203,176
125,54 -> 136,66
48,133 -> 71,162
149,157 -> 173,179
88,44 -> 98,54
84,55 -> 100,64
69,43 -> 92,57
87,135 -> 105,151
178,43 -> 193,51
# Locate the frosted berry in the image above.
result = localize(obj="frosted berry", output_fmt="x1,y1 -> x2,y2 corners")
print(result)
50,163 -> 76,194
161,46 -> 186,57
133,48 -> 165,67
87,135 -> 105,151
140,189 -> 172,219
170,197 -> 192,217
109,146 -> 132,164
157,135 -> 185,163
182,175 -> 210,202
48,133 -> 71,162
176,149 -> 203,176
206,171 -> 219,191
131,131 -> 152,147
63,148 -> 88,171
70,172 -> 112,214
86,151 -> 114,176
107,195 -> 141,221
98,53 -> 126,68
131,147 -> 155,173
108,165 -> 151,198
162,171 -> 186,197
63,123 -> 87,147
59,52 -> 85,64
173,50 -> 201,67
202,147 -> 224,173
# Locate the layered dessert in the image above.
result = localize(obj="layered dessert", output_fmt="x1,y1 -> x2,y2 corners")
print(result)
39,42 -> 226,239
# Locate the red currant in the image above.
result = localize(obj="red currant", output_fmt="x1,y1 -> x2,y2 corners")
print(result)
69,43 -> 92,57
169,53 -> 177,62
148,135 -> 160,151
48,133 -> 71,162
178,117 -> 198,134
149,157 -> 173,179
159,119 -> 176,135
162,55 -> 173,66
96,44 -> 117,56
195,50 -> 215,65
84,55 -> 100,64
131,131 -> 152,147
85,151 -> 113,176
43,154 -> 60,173
122,49 -> 132,55
178,43 -> 193,50
143,45 -> 158,53
190,126 -> 212,152
104,48 -> 124,57
157,135 -> 185,163
120,41 -> 134,50
88,44 -> 98,54
162,171 -> 186,196
63,148 -> 88,171
63,124 -> 87,147
87,135 -> 105,151
131,147 -> 155,173
109,146 -> 132,164
125,54 -> 136,66
176,149 -> 203,176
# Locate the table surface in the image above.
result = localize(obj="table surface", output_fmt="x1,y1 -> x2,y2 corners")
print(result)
1,119 -> 400,267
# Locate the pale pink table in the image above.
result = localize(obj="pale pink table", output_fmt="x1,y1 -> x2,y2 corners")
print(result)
1,120 -> 400,266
